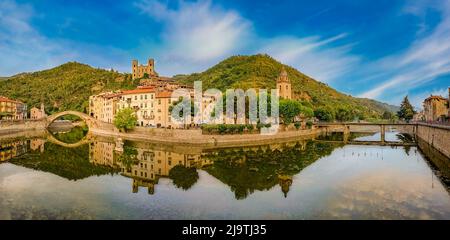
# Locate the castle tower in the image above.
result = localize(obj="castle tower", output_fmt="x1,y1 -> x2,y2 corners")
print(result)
132,59 -> 138,80
276,67 -> 292,99
131,58 -> 157,80
40,102 -> 45,116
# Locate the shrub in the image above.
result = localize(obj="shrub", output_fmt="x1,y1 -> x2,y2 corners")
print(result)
245,124 -> 254,131
294,121 -> 301,129
218,124 -> 227,134
237,124 -> 245,133
113,108 -> 137,132
306,120 -> 313,129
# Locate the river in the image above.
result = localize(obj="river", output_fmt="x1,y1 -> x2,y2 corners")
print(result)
0,129 -> 449,219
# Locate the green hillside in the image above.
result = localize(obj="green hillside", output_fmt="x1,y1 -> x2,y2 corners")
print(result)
174,54 -> 398,119
0,62 -> 137,113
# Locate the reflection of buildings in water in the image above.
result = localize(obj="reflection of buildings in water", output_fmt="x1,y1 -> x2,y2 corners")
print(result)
0,140 -> 29,162
88,141 -> 212,194
30,139 -> 45,153
278,175 -> 293,198
123,148 -> 212,194
89,141 -> 117,167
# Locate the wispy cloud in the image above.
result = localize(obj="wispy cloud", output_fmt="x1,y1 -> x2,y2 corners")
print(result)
135,0 -> 251,74
260,34 -> 359,83
0,0 -> 131,75
359,0 -> 450,101
135,0 -> 358,81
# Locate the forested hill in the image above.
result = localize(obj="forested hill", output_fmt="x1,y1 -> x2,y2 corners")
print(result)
173,54 -> 398,119
0,55 -> 398,119
0,62 -> 136,113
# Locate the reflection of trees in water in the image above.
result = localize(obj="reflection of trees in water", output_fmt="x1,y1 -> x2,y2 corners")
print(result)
203,141 -> 343,200
316,132 -> 374,141
51,126 -> 88,144
117,146 -> 138,170
169,165 -> 199,190
9,142 -> 118,180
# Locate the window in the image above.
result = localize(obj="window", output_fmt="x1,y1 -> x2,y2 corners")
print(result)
135,96 -> 137,100
140,95 -> 143,100
145,95 -> 147,100
158,99 -> 161,104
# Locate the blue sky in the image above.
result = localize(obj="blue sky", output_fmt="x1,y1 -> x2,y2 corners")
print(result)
0,0 -> 449,108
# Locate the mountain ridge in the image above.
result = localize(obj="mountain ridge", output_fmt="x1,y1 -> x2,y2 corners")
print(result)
174,54 -> 398,119
0,55 -> 398,119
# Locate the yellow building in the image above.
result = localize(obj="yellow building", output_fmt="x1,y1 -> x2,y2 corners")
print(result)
118,87 -> 156,127
155,91 -> 180,128
89,92 -> 121,124
132,58 -> 158,80
89,141 -> 117,167
0,140 -> 28,162
276,67 -> 292,100
423,95 -> 449,122
0,96 -> 27,120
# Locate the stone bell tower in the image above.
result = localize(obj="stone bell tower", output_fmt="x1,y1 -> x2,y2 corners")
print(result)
276,67 -> 292,99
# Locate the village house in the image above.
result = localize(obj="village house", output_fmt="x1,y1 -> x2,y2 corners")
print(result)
89,92 -> 121,124
0,96 -> 27,120
117,87 -> 156,127
423,95 -> 449,122
30,103 -> 47,120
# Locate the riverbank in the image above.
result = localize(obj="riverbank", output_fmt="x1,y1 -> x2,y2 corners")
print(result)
91,126 -> 323,148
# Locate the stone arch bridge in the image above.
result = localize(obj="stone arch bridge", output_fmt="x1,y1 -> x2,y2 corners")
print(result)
46,111 -> 99,129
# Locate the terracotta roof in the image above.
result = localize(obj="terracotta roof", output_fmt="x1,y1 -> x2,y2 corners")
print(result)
424,95 -> 447,101
156,91 -> 173,98
0,96 -> 23,104
121,88 -> 155,95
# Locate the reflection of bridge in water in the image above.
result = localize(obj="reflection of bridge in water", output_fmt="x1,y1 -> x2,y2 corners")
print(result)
316,122 -> 417,146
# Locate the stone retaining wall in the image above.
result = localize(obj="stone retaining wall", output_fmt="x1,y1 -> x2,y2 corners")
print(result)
415,123 -> 450,158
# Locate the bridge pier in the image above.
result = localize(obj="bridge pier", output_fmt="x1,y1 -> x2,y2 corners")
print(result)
380,125 -> 385,142
343,125 -> 350,143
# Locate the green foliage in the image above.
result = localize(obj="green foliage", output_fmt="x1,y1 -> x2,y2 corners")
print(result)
52,126 -> 88,144
306,120 -> 313,129
0,62 -> 137,114
174,54 -> 397,119
279,99 -> 302,125
382,111 -> 393,120
10,142 -> 118,180
397,96 -> 415,122
114,108 -> 137,132
169,165 -> 199,190
117,146 -> 138,169
335,107 -> 354,122
314,106 -> 335,121
294,121 -> 301,129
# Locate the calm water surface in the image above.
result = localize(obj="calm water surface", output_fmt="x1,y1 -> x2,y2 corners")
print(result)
0,131 -> 449,219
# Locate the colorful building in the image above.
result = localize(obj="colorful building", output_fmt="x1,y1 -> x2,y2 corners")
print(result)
423,95 -> 449,122
0,96 -> 27,120
30,103 -> 47,120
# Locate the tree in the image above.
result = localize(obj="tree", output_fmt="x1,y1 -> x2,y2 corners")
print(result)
279,99 -> 302,125
397,96 -> 415,122
382,111 -> 393,120
314,107 -> 335,122
335,107 -> 354,122
113,108 -> 137,132
169,165 -> 199,190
